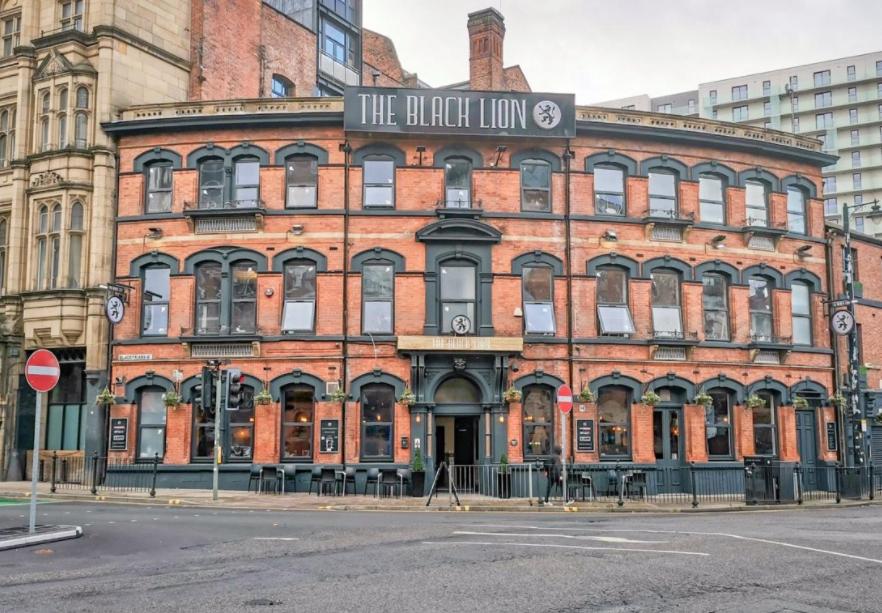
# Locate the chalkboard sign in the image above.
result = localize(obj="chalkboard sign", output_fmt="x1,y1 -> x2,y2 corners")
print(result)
320,420 -> 339,453
826,422 -> 837,451
576,419 -> 594,452
110,418 -> 128,451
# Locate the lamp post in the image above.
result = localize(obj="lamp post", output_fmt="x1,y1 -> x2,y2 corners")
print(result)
841,198 -> 880,467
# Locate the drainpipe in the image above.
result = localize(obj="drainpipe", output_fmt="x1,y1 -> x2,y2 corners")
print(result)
563,141 -> 574,463
340,140 -> 352,468
825,229 -> 846,463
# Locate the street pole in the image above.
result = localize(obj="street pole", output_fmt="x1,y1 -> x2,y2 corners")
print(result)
212,367 -> 223,501
28,391 -> 42,534
561,411 -> 567,504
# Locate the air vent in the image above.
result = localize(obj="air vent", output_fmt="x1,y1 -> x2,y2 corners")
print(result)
754,350 -> 780,364
654,346 -> 686,361
195,216 -> 258,234
651,225 -> 683,242
190,342 -> 254,358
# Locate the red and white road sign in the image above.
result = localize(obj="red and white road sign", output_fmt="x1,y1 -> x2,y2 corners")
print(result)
25,349 -> 60,393
557,384 -> 573,414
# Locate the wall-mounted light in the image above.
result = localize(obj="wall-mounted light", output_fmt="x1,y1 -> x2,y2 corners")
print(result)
264,287 -> 274,297
415,414 -> 421,423
710,235 -> 726,249
795,245 -> 812,259
146,227 -> 163,240
493,145 -> 508,167
602,229 -> 617,241
290,224 -> 304,236
498,414 -> 505,424
513,306 -> 523,317
415,145 -> 426,166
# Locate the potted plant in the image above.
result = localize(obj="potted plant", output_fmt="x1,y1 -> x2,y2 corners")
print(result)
503,386 -> 522,404
746,394 -> 766,410
96,387 -> 115,407
793,396 -> 809,410
254,388 -> 273,406
641,391 -> 661,407
830,392 -> 846,408
410,448 -> 426,497
329,387 -> 347,403
577,388 -> 595,403
694,391 -> 713,407
398,387 -> 416,406
162,390 -> 181,409
496,453 -> 511,499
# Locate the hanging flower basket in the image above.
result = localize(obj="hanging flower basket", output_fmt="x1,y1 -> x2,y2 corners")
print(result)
503,387 -> 522,403
162,390 -> 182,408
694,391 -> 713,407
96,387 -> 115,406
830,393 -> 846,408
329,387 -> 347,403
577,388 -> 595,403
793,396 -> 809,410
398,388 -> 416,406
641,391 -> 661,407
254,389 -> 273,406
745,394 -> 766,410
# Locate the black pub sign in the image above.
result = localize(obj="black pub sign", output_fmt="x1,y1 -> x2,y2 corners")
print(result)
576,419 -> 594,453
320,420 -> 339,453
344,86 -> 576,138
110,418 -> 128,451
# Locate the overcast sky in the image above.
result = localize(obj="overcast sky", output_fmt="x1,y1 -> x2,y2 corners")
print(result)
363,0 -> 882,103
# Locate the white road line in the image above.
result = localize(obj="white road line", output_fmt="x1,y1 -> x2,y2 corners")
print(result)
453,530 -> 665,544
423,541 -> 709,557
253,537 -> 299,541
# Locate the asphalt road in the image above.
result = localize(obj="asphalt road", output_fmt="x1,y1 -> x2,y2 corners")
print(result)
1,501 -> 881,613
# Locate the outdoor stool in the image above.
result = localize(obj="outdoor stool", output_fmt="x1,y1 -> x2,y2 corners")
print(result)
364,468 -> 380,496
309,466 -> 322,495
248,465 -> 262,493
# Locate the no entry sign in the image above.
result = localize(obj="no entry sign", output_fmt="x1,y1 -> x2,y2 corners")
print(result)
25,349 -> 60,393
557,384 -> 573,414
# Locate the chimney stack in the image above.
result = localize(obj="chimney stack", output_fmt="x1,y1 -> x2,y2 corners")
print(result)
467,8 -> 505,91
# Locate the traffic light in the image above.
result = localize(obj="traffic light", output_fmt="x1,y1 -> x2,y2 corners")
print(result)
225,368 -> 243,411
199,367 -> 216,417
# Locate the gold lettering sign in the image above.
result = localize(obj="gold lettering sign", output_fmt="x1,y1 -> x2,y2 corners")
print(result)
397,336 -> 524,352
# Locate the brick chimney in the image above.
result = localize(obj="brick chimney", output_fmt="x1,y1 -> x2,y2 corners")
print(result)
467,8 -> 505,91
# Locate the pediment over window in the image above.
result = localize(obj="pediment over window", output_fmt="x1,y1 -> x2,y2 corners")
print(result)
33,50 -> 95,81
415,218 -> 501,243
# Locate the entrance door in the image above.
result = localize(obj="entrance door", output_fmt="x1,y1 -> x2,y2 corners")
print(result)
453,416 -> 478,465
796,410 -> 818,491
653,407 -> 684,493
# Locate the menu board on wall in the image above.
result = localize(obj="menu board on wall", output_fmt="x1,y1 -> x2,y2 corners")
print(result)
110,418 -> 128,451
576,420 -> 594,452
826,422 -> 837,451
320,420 -> 339,453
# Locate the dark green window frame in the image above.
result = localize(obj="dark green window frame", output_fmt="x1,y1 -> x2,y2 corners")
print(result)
360,383 -> 395,461
193,257 -> 260,336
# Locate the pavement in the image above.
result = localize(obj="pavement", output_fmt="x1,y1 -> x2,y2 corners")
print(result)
1,500 -> 881,612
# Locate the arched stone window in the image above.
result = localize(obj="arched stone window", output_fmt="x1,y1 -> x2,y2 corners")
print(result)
282,384 -> 315,460
67,201 -> 84,288
361,383 -> 395,461
522,384 -> 554,457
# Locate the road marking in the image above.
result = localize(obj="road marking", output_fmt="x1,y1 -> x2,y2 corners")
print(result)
253,537 -> 299,541
453,531 -> 665,544
423,541 -> 708,557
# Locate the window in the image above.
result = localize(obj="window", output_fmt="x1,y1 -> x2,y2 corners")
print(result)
444,157 -> 471,207
271,75 -> 292,98
198,158 -> 224,208
598,386 -> 630,458
824,198 -> 837,215
851,129 -> 860,146
648,169 -> 677,218
57,113 -> 67,148
284,155 -> 318,209
282,261 -> 316,333
321,0 -> 357,22
440,262 -> 476,334
706,389 -> 732,458
763,101 -> 771,117
879,104 -> 882,120
228,386 -> 255,460
362,263 -> 393,334
815,112 -> 833,129
792,116 -> 799,132
522,266 -> 555,334
194,258 -> 258,335
145,162 -> 172,213
791,282 -> 812,345
2,15 -> 19,57
877,60 -> 882,77
75,87 -> 89,109
39,116 -> 49,151
594,165 -> 625,215
195,262 -> 221,334
748,276 -> 773,342
138,387 -> 166,460
786,187 -> 806,234
520,159 -> 551,212
855,193 -> 864,206
849,108 -> 858,124
687,99 -> 696,114
709,90 -> 717,105
141,267 -> 169,336
523,385 -> 553,457
745,180 -> 769,227
596,266 -> 635,335
789,75 -> 798,90
74,112 -> 87,147
791,96 -> 799,112
813,70 -> 831,87
853,172 -> 862,189
823,176 -> 836,193
233,158 -> 260,207
34,204 -> 61,289
711,109 -> 717,120
320,18 -> 354,66
752,392 -> 776,456
60,0 -> 85,31
855,216 -> 865,233
651,270 -> 682,338
0,218 -> 6,292
731,84 -> 748,101
847,65 -> 856,81
0,108 -> 12,167
67,201 -> 83,288
362,156 -> 394,207
657,103 -> 672,113
361,384 -> 394,460
762,80 -> 771,97
231,262 -> 257,334
699,174 -> 725,224
852,151 -> 861,167
282,385 -> 314,460
814,91 -> 831,108
702,273 -> 729,341
732,105 -> 748,121
192,385 -> 214,460
878,82 -> 882,97
848,87 -> 857,103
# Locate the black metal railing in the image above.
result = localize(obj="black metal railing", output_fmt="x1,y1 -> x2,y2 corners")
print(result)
749,334 -> 792,345
45,451 -> 158,497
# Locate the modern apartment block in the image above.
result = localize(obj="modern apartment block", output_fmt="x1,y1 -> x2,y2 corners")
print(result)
597,52 -> 882,235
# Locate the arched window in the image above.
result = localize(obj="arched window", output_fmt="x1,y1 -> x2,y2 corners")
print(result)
74,112 -> 87,147
522,384 -> 554,457
198,158 -> 225,208
791,281 -> 812,345
233,157 -> 260,207
48,204 -> 61,288
282,384 -> 315,460
787,187 -> 807,234
596,266 -> 635,335
520,158 -> 551,212
58,88 -> 68,110
39,116 -> 49,151
0,109 -> 7,167
41,91 -> 50,114
360,383 -> 395,461
593,164 -> 625,216
282,260 -> 317,333
67,201 -> 84,288
271,75 -> 293,98
195,261 -> 222,334
648,169 -> 677,218
748,275 -> 774,342
745,180 -> 769,227
0,217 -> 6,292
522,265 -> 555,334
598,385 -> 631,459
141,266 -> 170,336
138,386 -> 166,460
57,113 -> 67,148
75,86 -> 89,109
145,161 -> 173,213
699,173 -> 726,224
192,384 -> 215,460
440,259 -> 476,335
444,156 -> 471,208
231,260 -> 258,334
705,388 -> 733,459
363,155 -> 395,208
650,269 -> 682,339
434,377 -> 481,404
362,262 -> 394,334
752,391 -> 777,456
35,205 -> 48,288
702,272 -> 729,341
285,154 -> 318,208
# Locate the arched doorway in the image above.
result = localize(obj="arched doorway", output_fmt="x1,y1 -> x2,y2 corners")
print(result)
433,377 -> 482,469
